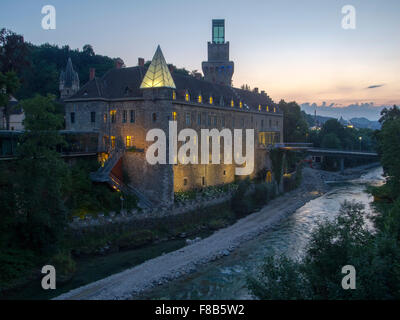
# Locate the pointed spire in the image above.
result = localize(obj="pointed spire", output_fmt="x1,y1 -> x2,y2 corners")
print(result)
140,45 -> 176,89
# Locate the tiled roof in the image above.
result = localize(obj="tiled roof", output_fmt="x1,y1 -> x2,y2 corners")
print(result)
67,66 -> 280,113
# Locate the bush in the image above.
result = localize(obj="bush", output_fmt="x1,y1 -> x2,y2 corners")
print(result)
231,180 -> 253,217
50,251 -> 76,281
253,183 -> 269,206
0,249 -> 35,288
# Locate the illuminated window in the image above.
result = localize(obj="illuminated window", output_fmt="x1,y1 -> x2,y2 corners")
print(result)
266,171 -> 272,183
198,95 -> 202,103
266,106 -> 269,112
172,111 -> 177,121
172,90 -> 176,100
273,107 -> 276,113
185,92 -> 190,102
258,105 -> 261,111
126,136 -> 133,147
239,101 -> 243,108
103,113 -> 107,123
209,96 -> 213,104
231,99 -> 234,107
111,136 -> 116,149
110,110 -> 116,123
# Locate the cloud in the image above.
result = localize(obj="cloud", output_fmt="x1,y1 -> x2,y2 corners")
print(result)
366,84 -> 385,89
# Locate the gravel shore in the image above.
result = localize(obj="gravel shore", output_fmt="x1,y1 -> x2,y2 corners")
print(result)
55,165 -> 376,300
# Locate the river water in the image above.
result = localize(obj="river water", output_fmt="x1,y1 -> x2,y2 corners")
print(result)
140,166 -> 385,300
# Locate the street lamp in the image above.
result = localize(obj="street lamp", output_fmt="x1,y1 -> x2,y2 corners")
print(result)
359,136 -> 362,151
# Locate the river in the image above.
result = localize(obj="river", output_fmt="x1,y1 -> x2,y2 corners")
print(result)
139,166 -> 384,300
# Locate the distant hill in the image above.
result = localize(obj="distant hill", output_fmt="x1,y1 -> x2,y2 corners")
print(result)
300,103 -> 387,121
16,43 -> 118,99
303,111 -> 381,130
348,117 -> 381,130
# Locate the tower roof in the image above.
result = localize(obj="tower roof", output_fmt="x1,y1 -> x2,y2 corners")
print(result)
140,45 -> 176,89
61,57 -> 79,87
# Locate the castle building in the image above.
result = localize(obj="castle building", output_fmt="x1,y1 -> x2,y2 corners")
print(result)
59,58 -> 80,100
202,19 -> 234,86
63,21 -> 283,207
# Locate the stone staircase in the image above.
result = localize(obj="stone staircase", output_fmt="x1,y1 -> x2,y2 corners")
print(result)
90,147 -> 125,182
109,173 -> 153,209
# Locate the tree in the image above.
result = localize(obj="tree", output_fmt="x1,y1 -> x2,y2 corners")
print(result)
0,28 -> 30,73
321,133 -> 341,149
377,107 -> 400,195
278,100 -> 309,142
82,44 -> 95,56
248,201 -> 400,299
0,71 -> 20,130
14,94 -> 68,254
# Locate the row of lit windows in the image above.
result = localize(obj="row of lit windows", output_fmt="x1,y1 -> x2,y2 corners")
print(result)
174,111 -> 280,129
173,90 -> 277,113
105,135 -> 134,149
103,110 -> 136,124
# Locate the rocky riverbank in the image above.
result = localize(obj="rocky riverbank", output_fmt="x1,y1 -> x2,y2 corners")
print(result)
55,164 -> 376,300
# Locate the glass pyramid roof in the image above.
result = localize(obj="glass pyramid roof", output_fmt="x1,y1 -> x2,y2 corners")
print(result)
140,45 -> 176,89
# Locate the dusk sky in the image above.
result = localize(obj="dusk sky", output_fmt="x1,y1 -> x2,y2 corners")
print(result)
1,0 -> 400,108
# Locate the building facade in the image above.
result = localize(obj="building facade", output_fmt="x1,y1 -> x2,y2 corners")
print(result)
63,23 -> 283,207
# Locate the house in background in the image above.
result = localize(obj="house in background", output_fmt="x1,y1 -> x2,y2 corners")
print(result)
0,96 -> 25,131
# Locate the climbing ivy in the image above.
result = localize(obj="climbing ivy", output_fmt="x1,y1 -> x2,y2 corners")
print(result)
270,149 -> 285,185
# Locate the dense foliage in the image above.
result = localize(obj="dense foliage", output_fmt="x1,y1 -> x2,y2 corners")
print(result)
0,95 -> 137,289
278,100 -> 309,143
0,28 -> 117,99
249,105 -> 400,300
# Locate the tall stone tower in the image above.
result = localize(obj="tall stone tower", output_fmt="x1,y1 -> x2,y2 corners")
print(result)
59,58 -> 80,100
202,19 -> 234,86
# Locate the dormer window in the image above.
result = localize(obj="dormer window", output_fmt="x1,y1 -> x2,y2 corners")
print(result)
172,90 -> 176,100
239,101 -> 243,108
185,91 -> 190,102
209,96 -> 213,105
231,99 -> 234,107
198,94 -> 202,103
273,107 -> 276,113
266,106 -> 269,112
258,104 -> 261,111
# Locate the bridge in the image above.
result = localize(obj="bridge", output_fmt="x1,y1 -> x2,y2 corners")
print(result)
274,143 -> 379,173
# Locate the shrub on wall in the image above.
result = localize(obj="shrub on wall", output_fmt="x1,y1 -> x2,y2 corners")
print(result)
270,149 -> 285,186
